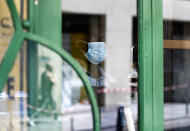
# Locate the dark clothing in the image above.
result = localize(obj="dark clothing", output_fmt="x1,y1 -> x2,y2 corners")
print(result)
41,72 -> 56,110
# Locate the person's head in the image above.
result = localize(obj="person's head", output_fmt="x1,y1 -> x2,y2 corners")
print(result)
45,63 -> 53,72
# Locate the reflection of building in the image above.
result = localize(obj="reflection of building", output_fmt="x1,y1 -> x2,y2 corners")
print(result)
0,1 -> 28,130
163,0 -> 190,130
0,0 -> 27,97
163,0 -> 190,102
62,0 -> 137,106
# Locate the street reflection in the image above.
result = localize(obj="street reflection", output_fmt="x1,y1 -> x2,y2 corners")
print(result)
0,0 -> 139,130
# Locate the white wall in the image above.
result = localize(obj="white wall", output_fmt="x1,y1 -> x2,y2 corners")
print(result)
163,0 -> 190,21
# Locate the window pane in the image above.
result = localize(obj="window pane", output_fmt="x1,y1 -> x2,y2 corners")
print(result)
62,6 -> 138,130
163,0 -> 190,130
0,0 -> 139,130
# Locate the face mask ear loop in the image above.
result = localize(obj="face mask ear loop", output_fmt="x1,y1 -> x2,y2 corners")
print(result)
79,50 -> 92,76
80,49 -> 86,54
80,40 -> 88,44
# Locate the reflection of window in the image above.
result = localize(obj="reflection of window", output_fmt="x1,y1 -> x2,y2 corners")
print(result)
164,40 -> 190,49
164,49 -> 190,103
164,20 -> 190,103
62,13 -> 106,106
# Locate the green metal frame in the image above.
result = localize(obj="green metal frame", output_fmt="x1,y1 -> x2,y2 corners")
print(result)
138,0 -> 163,130
0,0 -> 100,131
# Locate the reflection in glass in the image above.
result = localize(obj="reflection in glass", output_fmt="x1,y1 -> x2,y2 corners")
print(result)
0,0 -> 14,61
0,1 -> 139,130
164,1 -> 190,130
62,14 -> 138,130
0,44 -> 93,131
164,49 -> 190,131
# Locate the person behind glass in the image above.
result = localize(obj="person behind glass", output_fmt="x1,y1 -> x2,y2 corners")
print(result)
28,64 -> 57,126
41,63 -> 57,119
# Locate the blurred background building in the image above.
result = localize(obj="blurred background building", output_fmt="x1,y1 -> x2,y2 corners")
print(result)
61,0 -> 137,107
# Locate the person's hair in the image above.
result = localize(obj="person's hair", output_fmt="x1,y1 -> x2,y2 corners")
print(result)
46,63 -> 53,72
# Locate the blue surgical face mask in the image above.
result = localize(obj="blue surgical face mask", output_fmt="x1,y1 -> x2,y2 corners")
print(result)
85,42 -> 106,64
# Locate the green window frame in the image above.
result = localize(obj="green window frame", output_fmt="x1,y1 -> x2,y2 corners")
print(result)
138,0 -> 164,130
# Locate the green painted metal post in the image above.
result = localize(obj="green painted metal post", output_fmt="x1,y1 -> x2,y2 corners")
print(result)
138,0 -> 163,130
26,0 -> 62,117
138,0 -> 153,130
26,0 -> 38,117
33,0 -> 62,48
152,0 -> 164,130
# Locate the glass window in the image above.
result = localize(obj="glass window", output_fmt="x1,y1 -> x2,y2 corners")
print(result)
0,0 -> 138,130
62,11 -> 138,130
163,1 -> 190,130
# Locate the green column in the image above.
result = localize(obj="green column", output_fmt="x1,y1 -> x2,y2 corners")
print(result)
27,0 -> 38,117
152,0 -> 164,130
27,0 -> 62,116
31,0 -> 62,47
138,0 -> 163,130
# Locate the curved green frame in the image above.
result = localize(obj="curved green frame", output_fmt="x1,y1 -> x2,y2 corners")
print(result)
0,0 -> 100,130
